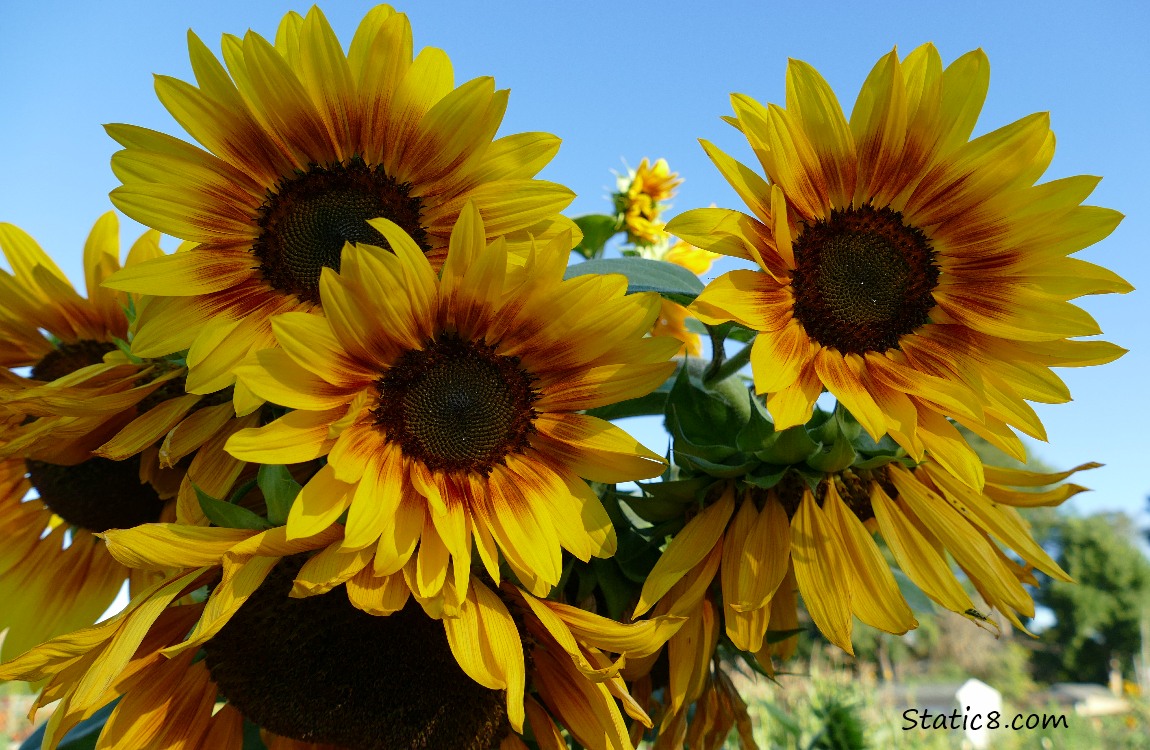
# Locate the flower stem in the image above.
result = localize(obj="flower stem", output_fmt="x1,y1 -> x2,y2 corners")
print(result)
705,340 -> 753,384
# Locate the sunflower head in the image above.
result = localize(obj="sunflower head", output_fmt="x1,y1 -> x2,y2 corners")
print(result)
102,5 -> 577,405
202,555 -> 512,749
253,155 -> 432,305
0,215 -> 265,660
4,519 -> 681,750
226,204 -> 677,607
671,44 -> 1130,490
615,157 -> 683,246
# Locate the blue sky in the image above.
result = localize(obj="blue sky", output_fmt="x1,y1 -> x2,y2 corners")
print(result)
1,0 -> 1147,520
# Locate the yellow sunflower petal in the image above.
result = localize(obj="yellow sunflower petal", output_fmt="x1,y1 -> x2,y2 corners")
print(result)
226,406 -> 341,463
824,482 -> 916,633
286,463 -> 354,539
871,483 -> 974,614
101,524 -> 257,569
533,413 -> 665,483
791,489 -> 854,653
690,270 -> 792,331
635,486 -> 736,617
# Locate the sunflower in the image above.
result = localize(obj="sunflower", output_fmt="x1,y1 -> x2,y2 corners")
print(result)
101,5 -> 577,412
629,459 -> 1094,668
1,520 -> 683,750
670,45 -> 1131,490
0,214 -> 253,662
224,206 -> 677,607
615,157 -> 683,246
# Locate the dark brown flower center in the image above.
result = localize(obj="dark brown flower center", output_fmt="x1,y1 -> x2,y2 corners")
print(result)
25,339 -> 163,533
31,340 -> 117,381
790,205 -> 938,354
202,556 -> 510,750
26,455 -> 164,533
253,157 -> 430,305
758,468 -> 892,523
373,334 -> 538,474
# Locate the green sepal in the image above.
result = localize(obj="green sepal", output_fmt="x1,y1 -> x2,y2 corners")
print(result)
665,363 -> 751,464
111,336 -> 144,365
735,394 -> 776,453
790,465 -> 825,492
852,429 -> 903,457
563,256 -> 705,304
805,408 -> 858,473
688,319 -> 755,344
195,483 -> 273,531
850,454 -> 906,470
806,439 -> 857,472
257,464 -> 301,527
571,214 -> 619,259
674,444 -> 760,478
743,464 -> 790,490
227,477 -> 259,504
755,424 -> 819,465
723,644 -> 781,685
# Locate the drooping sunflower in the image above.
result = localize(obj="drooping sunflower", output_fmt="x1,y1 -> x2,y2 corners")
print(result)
630,459 -> 1095,664
615,157 -> 683,246
2,521 -> 682,750
101,5 -> 577,411
670,45 -> 1130,489
225,206 -> 678,607
621,553 -> 759,750
0,214 -> 253,662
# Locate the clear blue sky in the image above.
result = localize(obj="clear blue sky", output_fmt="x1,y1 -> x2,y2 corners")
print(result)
2,0 -> 1147,520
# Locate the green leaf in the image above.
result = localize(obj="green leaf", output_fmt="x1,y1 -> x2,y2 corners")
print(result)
755,424 -> 819,465
563,256 -> 705,303
590,558 -> 634,620
765,626 -> 807,644
195,483 -> 273,531
257,464 -> 301,527
571,214 -> 619,259
743,464 -> 790,489
242,718 -> 268,749
583,380 -> 671,420
574,564 -> 599,602
613,528 -> 664,583
736,394 -> 777,453
760,695 -> 804,738
627,477 -> 711,523
20,699 -> 118,750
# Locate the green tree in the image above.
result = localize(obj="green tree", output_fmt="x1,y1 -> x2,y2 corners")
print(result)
1033,512 -> 1150,684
